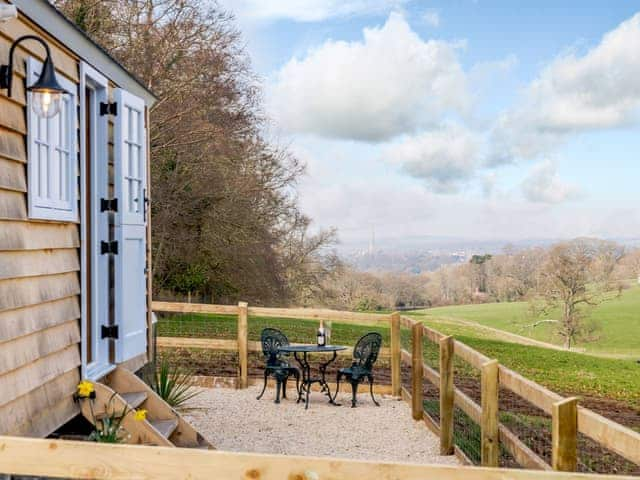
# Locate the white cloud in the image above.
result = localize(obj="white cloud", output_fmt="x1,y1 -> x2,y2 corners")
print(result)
382,125 -> 481,193
224,0 -> 408,23
269,13 -> 471,141
422,9 -> 440,27
489,12 -> 640,164
521,160 -> 581,204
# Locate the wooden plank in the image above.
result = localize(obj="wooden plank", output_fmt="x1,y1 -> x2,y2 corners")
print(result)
390,312 -> 401,397
22,395 -> 79,438
552,397 -> 578,472
152,301 -> 238,315
0,157 -> 26,192
0,97 -> 25,134
237,302 -> 248,389
454,340 -> 490,369
400,315 -> 417,328
248,306 -> 388,325
0,295 -> 79,343
500,425 -> 552,471
0,248 -> 79,280
0,19 -> 79,82
0,188 -> 27,219
0,320 -> 79,375
0,368 -> 79,436
577,407 -> 640,466
0,127 -> 26,162
0,435 -> 636,480
423,324 -> 444,343
157,337 -> 239,351
439,335 -> 455,455
79,382 -> 172,447
481,359 -> 499,467
106,367 -> 211,449
0,344 -> 80,408
0,272 -> 80,312
0,220 -> 79,250
411,322 -> 423,421
499,365 -> 563,415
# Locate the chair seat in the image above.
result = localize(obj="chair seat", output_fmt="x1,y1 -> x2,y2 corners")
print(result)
339,365 -> 371,381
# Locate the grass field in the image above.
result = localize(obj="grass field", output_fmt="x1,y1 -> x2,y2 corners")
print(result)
410,285 -> 640,356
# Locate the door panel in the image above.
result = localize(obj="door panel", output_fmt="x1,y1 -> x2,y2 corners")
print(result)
80,62 -> 111,379
114,88 -> 148,363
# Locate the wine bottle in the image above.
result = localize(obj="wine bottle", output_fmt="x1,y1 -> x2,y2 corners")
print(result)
317,322 -> 326,347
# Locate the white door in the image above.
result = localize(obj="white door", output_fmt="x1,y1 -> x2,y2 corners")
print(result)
114,88 -> 148,363
80,62 -> 111,379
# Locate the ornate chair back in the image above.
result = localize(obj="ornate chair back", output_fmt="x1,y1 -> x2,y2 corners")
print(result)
352,332 -> 383,371
260,328 -> 290,367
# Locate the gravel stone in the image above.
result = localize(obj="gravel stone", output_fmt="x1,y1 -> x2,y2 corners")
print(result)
183,385 -> 461,466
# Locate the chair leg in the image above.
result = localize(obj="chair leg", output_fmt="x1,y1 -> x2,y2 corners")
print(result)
350,379 -> 359,408
368,375 -> 380,406
282,376 -> 288,399
275,378 -> 282,404
256,370 -> 268,400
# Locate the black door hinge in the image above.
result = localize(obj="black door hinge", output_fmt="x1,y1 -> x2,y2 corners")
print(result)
100,240 -> 118,255
99,101 -> 117,116
101,325 -> 119,339
100,198 -> 118,212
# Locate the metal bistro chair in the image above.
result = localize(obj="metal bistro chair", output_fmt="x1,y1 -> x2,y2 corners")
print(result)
256,328 -> 300,404
335,332 -> 382,408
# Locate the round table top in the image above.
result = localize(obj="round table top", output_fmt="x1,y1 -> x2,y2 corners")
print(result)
278,344 -> 348,353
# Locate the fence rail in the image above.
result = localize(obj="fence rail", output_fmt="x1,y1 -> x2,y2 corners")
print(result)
151,301 -> 640,475
1,435 -> 636,480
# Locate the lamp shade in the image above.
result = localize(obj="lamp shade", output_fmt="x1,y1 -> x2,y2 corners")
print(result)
28,56 -> 68,118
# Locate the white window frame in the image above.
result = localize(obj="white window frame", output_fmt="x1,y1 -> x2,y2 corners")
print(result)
26,57 -> 78,222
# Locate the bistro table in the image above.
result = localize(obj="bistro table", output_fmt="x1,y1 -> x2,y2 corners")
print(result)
278,344 -> 347,409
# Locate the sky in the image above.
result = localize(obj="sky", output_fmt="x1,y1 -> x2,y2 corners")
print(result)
218,0 -> 640,246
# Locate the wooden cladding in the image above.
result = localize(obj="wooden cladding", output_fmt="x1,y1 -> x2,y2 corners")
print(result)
0,11 -> 83,439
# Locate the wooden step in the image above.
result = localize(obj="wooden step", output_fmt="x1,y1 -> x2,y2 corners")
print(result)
120,391 -> 147,409
151,418 -> 179,438
106,367 -> 214,449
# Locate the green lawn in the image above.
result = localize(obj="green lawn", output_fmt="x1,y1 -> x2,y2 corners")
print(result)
410,285 -> 640,356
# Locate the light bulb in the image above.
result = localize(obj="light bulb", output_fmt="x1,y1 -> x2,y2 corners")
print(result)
32,90 -> 63,118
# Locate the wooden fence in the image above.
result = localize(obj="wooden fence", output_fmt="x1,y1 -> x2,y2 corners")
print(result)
151,301 -> 640,475
1,435 -> 636,480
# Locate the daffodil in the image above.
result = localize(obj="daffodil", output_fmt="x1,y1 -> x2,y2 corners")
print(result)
77,380 -> 95,398
134,409 -> 147,421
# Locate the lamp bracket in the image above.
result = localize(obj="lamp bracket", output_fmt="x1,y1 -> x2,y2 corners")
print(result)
100,102 -> 118,116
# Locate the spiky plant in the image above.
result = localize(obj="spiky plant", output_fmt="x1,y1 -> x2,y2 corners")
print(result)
152,357 -> 200,409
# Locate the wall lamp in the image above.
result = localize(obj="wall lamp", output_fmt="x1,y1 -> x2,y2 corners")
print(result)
0,35 -> 69,118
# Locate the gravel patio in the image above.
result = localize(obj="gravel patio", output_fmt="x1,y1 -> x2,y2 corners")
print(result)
183,384 -> 461,466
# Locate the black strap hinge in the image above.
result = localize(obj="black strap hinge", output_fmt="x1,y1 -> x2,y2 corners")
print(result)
101,325 -> 119,339
99,102 -> 117,116
100,240 -> 118,255
100,198 -> 118,212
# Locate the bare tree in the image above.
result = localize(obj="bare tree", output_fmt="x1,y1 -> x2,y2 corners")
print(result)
529,239 -> 622,349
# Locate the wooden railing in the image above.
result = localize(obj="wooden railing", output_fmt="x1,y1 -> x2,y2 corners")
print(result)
151,301 -> 640,475
1,435 -> 636,480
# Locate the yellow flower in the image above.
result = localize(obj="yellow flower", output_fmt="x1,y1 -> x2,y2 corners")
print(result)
77,380 -> 95,398
134,409 -> 147,421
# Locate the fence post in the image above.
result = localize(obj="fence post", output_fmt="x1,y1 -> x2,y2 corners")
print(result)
411,322 -> 423,420
481,359 -> 499,467
552,397 -> 578,471
390,312 -> 401,398
237,301 -> 248,389
439,335 -> 455,455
